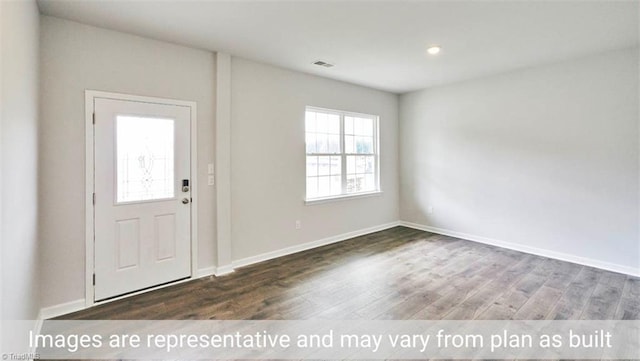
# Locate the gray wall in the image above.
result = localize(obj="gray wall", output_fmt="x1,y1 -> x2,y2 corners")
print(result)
39,16 -> 217,308
230,57 -> 400,261
32,12 -> 640,312
399,48 -> 639,273
37,16 -> 401,311
1,0 -> 41,349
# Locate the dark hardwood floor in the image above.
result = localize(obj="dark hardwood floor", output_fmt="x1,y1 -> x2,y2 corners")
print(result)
58,226 -> 639,321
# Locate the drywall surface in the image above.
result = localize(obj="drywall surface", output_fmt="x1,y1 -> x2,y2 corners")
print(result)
230,57 -> 399,260
400,48 -> 639,273
1,0 -> 40,349
39,16 -> 216,308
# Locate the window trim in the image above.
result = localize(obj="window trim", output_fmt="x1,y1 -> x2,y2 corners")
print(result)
304,106 -> 381,203
304,190 -> 384,205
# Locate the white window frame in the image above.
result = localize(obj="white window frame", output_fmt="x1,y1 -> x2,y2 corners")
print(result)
304,106 -> 381,204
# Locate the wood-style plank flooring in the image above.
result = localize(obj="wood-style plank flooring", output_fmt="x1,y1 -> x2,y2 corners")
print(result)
58,227 -> 639,321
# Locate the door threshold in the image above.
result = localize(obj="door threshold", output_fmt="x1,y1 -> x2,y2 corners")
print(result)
93,276 -> 191,307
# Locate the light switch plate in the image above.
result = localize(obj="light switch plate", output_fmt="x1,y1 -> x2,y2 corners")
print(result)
207,163 -> 214,175
208,175 -> 215,186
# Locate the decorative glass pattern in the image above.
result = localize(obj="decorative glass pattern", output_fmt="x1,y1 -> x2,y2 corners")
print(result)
116,116 -> 175,203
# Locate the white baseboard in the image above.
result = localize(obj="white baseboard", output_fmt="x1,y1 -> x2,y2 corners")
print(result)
232,221 -> 401,269
38,267 -> 213,319
38,298 -> 86,320
35,222 -> 401,320
197,264 -> 235,277
214,264 -> 235,276
36,220 -> 637,326
196,266 -> 217,278
400,221 -> 640,277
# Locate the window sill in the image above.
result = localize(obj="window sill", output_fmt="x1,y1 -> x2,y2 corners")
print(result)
304,190 -> 383,205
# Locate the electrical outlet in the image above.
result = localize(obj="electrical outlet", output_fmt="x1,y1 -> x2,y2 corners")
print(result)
208,175 -> 215,186
295,220 -> 302,229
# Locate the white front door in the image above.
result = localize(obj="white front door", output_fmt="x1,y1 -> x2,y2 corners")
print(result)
93,97 -> 192,301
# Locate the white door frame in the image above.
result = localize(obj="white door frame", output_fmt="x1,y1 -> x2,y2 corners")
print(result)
85,90 -> 198,308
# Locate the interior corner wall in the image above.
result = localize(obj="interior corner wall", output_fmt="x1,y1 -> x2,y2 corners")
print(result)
38,16 -> 217,309
1,0 -> 41,348
399,47 -> 640,274
229,57 -> 400,262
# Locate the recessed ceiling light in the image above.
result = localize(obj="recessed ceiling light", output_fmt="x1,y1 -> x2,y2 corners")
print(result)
427,45 -> 441,55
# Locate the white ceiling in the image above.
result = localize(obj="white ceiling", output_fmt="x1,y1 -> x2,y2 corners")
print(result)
37,1 -> 639,94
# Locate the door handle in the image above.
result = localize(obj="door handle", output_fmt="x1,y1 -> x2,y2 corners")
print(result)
182,198 -> 190,204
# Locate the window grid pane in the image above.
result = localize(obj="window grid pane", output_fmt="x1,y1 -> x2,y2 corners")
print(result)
306,156 -> 318,177
306,111 -> 341,155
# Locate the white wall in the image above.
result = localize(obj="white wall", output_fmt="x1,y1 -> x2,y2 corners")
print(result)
39,16 -> 217,308
1,0 -> 41,348
400,48 -> 640,274
230,57 -> 399,261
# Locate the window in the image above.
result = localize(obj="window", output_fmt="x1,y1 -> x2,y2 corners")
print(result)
116,115 -> 175,203
305,107 -> 379,201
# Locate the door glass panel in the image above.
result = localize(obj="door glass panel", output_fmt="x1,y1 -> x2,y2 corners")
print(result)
116,115 -> 175,203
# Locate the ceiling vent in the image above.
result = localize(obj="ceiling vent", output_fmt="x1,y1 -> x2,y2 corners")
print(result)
313,60 -> 334,68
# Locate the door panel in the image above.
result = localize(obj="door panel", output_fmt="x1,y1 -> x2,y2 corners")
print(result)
94,98 -> 191,301
155,214 -> 176,261
115,218 -> 140,270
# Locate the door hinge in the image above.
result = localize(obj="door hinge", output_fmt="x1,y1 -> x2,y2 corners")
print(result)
92,113 -> 95,124
92,273 -> 96,285
92,193 -> 96,205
